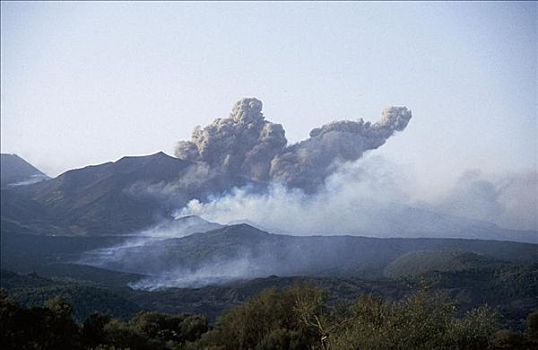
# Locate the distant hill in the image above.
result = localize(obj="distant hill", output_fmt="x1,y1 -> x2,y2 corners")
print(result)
0,152 -> 254,236
4,224 -> 536,288
0,269 -> 141,321
0,153 -> 49,187
347,205 -> 538,243
384,250 -> 505,278
74,224 -> 538,288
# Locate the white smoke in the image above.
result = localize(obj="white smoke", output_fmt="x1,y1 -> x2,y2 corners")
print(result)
178,156 -> 417,236
7,174 -> 49,186
432,170 -> 538,231
128,257 -> 255,290
78,215 -> 223,278
178,156 -> 538,236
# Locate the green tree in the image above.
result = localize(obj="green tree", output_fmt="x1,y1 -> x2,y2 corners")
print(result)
492,329 -> 527,349
198,284 -> 322,350
330,291 -> 498,350
526,309 -> 538,344
81,312 -> 111,348
131,311 -> 208,344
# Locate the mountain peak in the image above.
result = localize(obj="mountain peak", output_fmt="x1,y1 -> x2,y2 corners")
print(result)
148,151 -> 173,159
1,153 -> 48,187
116,151 -> 176,163
220,223 -> 271,238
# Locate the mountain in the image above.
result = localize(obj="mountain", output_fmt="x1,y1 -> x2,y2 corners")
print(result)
0,153 -> 49,187
0,152 -> 254,236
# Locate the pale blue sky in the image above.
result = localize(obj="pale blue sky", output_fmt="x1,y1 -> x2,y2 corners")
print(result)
1,1 -> 536,192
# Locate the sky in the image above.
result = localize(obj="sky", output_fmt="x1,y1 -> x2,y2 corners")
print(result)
1,1 -> 536,195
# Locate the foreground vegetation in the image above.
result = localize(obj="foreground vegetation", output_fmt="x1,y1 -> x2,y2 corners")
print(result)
2,285 -> 537,350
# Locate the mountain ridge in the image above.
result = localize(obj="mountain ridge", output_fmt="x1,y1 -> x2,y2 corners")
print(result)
0,152 -> 255,236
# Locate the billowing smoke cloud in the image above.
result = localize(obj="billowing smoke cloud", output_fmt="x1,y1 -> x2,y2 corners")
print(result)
175,98 -> 412,192
175,99 -> 286,183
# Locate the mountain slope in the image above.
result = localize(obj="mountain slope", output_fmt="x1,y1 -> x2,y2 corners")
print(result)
0,154 -> 48,187
384,250 -> 505,278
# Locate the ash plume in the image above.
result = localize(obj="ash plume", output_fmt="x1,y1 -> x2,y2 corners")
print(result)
175,98 -> 412,192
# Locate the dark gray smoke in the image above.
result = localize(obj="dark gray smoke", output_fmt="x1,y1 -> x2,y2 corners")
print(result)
175,98 -> 412,192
